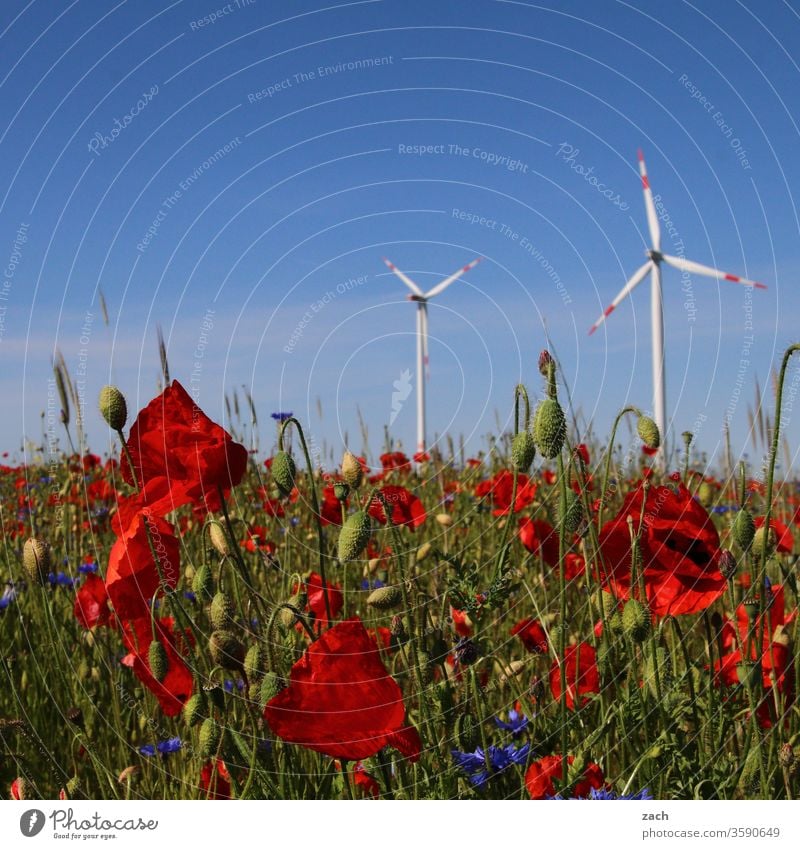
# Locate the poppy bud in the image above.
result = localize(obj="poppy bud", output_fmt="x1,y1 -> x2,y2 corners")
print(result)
533,398 -> 566,458
65,776 -> 80,798
732,509 -> 755,551
718,549 -> 737,581
753,525 -> 777,558
210,591 -> 235,630
148,639 -> 169,682
529,677 -> 546,703
416,542 -> 432,562
538,349 -> 554,376
260,671 -> 285,708
637,416 -> 660,450
244,644 -> 266,681
595,590 -> 618,619
66,707 -> 84,729
118,766 -> 139,785
98,385 -> 127,431
198,718 -> 222,758
11,776 -> 31,800
333,482 -> 349,502
736,660 -> 761,689
341,450 -> 364,489
511,431 -> 536,472
337,510 -> 371,563
435,513 -> 453,527
417,650 -> 434,685
208,522 -> 230,557
621,598 -> 651,643
192,563 -> 214,601
779,744 -> 795,769
23,538 -> 51,585
367,585 -> 403,610
272,451 -> 296,497
390,614 -> 407,646
697,481 -> 714,507
558,489 -> 583,534
209,630 -> 245,672
183,693 -> 205,728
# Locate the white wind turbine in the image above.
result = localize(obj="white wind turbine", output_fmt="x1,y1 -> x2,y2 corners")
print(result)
589,150 -> 766,457
382,256 -> 482,452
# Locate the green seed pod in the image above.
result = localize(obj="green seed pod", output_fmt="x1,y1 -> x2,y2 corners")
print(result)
209,630 -> 245,672
260,672 -> 285,709
595,590 -> 618,620
208,522 -> 230,557
198,718 -> 222,758
192,563 -> 214,601
558,489 -> 583,534
533,398 -> 566,459
621,598 -> 651,643
98,385 -> 127,431
148,639 -> 169,682
244,644 -> 266,681
718,549 -> 737,581
272,451 -> 296,496
209,591 -> 235,630
697,481 -> 714,507
637,416 -> 660,450
183,693 -> 205,728
337,510 -> 371,563
366,585 -> 403,611
23,538 -> 51,585
732,509 -> 755,551
341,450 -> 364,489
511,431 -> 536,472
333,482 -> 350,502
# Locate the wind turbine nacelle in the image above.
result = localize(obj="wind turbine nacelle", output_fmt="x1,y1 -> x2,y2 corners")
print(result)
408,294 -> 426,303
647,249 -> 664,264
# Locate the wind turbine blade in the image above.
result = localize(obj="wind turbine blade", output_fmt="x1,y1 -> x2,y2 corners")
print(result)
382,257 -> 424,296
637,150 -> 661,251
661,253 -> 767,289
420,302 -> 430,379
588,261 -> 653,335
424,257 -> 482,299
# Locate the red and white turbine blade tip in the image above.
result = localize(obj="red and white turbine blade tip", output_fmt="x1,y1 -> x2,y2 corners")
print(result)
661,253 -> 767,289
587,261 -> 652,336
424,257 -> 481,299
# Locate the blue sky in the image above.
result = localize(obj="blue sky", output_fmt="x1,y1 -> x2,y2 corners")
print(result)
1,0 -> 798,471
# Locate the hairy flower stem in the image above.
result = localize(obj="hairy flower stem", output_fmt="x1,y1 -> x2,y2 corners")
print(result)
597,406 -> 642,529
556,451 -> 569,784
279,417 -> 332,626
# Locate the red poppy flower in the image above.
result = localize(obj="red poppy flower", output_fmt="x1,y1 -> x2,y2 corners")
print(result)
525,754 -> 606,799
303,572 -> 344,628
451,608 -> 474,637
319,485 -> 346,526
264,618 -> 421,762
413,451 -> 431,463
575,444 -> 590,465
511,618 -> 548,654
754,517 -> 794,554
598,482 -> 724,618
121,616 -> 194,717
478,471 -> 537,516
121,380 -> 248,514
549,642 -> 600,710
518,517 -> 559,567
106,510 -> 179,620
199,759 -> 231,799
74,574 -> 110,629
368,485 -> 426,529
353,763 -> 381,798
380,452 -> 411,473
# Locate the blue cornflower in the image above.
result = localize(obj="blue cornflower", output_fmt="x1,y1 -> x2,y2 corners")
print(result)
183,591 -> 197,603
139,737 -> 182,757
271,412 -> 293,422
452,637 -> 480,667
361,577 -> 386,591
712,505 -> 734,514
452,742 -> 531,788
548,786 -> 653,800
78,561 -> 98,574
494,709 -> 529,737
48,572 -> 77,588
224,679 -> 245,693
0,583 -> 18,611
